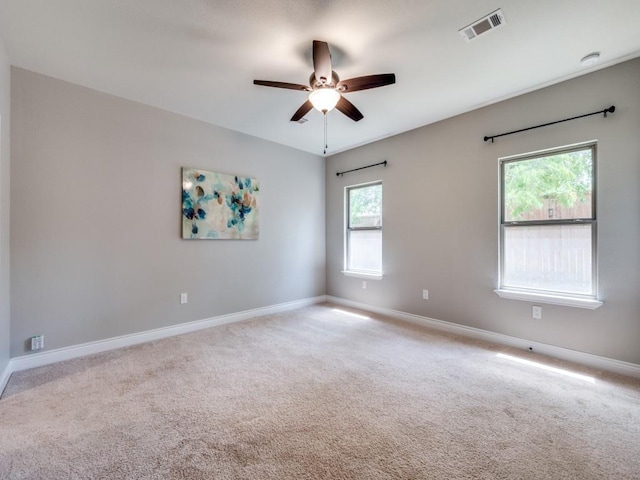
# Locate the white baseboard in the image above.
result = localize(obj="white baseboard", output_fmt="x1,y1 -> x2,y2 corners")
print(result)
0,362 -> 11,396
327,295 -> 640,380
9,295 -> 327,375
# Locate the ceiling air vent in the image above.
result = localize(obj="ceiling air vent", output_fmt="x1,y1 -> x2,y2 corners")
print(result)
459,8 -> 506,42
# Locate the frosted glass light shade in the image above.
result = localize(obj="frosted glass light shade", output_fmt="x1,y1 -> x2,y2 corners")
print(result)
309,88 -> 340,112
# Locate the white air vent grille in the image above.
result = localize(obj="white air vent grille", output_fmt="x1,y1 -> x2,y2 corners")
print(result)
489,13 -> 503,27
459,8 -> 506,42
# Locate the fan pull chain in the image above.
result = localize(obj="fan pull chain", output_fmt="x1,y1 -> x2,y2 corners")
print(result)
323,113 -> 328,155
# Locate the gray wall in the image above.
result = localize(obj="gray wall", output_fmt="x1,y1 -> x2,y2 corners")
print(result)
326,58 -> 640,365
0,38 -> 10,373
11,68 -> 325,356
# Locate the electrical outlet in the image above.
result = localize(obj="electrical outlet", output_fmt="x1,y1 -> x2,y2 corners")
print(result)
180,293 -> 188,304
362,281 -> 367,289
31,335 -> 44,351
422,289 -> 429,300
532,305 -> 542,320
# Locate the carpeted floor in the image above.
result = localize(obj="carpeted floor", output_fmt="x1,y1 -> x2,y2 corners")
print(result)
1,303 -> 639,479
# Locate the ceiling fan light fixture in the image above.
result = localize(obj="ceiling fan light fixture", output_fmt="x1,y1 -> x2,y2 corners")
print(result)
309,88 -> 340,113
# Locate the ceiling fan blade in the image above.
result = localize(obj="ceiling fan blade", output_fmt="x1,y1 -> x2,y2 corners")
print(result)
254,80 -> 311,91
290,100 -> 313,122
338,73 -> 396,92
336,96 -> 364,122
312,40 -> 332,85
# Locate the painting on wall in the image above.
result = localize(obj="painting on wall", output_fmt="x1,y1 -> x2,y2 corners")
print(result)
182,168 -> 259,239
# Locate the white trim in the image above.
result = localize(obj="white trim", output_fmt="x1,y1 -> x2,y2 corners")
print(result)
8,296 -> 327,374
494,289 -> 603,309
499,139 -> 598,162
341,271 -> 383,280
0,362 -> 11,397
326,295 -> 640,379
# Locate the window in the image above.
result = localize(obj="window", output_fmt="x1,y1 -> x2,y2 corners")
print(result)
345,182 -> 382,277
497,142 -> 601,308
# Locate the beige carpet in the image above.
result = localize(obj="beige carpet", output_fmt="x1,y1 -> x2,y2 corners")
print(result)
1,303 -> 639,479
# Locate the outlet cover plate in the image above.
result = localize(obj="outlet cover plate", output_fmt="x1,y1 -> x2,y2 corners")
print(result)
31,335 -> 44,351
532,305 -> 542,319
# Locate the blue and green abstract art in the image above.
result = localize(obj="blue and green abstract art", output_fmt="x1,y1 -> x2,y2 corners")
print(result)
182,167 -> 259,239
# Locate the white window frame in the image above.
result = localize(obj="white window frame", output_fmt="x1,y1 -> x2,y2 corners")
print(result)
494,141 -> 602,309
342,181 -> 383,280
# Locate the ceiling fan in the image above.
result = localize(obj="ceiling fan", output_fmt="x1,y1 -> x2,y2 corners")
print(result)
254,40 -> 396,123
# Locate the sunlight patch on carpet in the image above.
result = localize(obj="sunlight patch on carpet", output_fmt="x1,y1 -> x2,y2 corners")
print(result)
332,308 -> 370,320
497,353 -> 596,383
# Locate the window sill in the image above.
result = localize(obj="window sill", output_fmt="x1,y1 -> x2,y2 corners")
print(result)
494,289 -> 603,310
342,271 -> 384,280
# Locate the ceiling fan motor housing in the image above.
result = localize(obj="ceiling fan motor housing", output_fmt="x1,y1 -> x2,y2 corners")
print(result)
310,71 -> 340,89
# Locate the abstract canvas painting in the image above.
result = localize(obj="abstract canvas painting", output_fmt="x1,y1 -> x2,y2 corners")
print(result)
182,168 -> 259,239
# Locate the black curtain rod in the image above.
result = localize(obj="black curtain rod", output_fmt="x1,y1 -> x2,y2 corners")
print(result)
336,160 -> 387,177
484,105 -> 615,143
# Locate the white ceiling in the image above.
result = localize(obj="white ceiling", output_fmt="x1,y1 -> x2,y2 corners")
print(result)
1,0 -> 639,156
